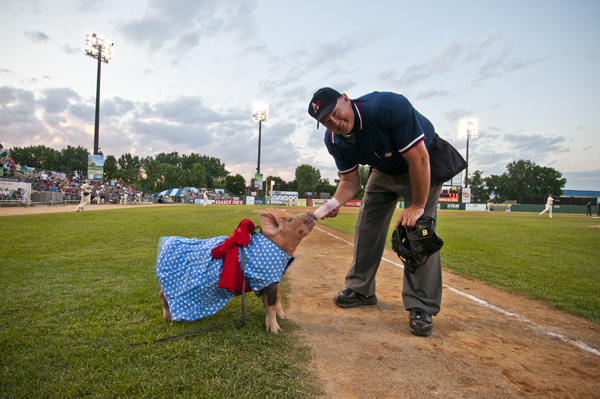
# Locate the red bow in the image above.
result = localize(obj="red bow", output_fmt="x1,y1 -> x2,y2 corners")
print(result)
211,219 -> 255,295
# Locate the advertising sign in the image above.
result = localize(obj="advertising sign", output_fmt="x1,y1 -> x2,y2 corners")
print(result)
87,154 -> 104,180
466,204 -> 486,211
271,191 -> 298,205
254,173 -> 263,190
462,187 -> 471,204
440,186 -> 460,202
215,200 -> 244,205
345,200 -> 362,207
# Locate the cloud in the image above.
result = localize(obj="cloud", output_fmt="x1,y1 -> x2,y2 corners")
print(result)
61,44 -> 80,55
376,29 -> 540,90
118,0 -> 260,59
416,89 -> 453,101
503,133 -> 568,160
24,30 -> 50,43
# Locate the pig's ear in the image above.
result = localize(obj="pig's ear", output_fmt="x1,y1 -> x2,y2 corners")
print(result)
259,212 -> 281,236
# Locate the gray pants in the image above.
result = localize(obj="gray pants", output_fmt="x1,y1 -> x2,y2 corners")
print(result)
345,169 -> 443,316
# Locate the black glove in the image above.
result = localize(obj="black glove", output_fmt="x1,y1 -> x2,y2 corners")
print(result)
391,217 -> 444,273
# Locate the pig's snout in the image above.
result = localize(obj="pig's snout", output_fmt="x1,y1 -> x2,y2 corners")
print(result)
300,210 -> 316,233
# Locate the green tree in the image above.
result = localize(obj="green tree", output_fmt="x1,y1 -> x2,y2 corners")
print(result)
466,170 -> 487,203
177,168 -> 190,187
266,176 -> 288,193
103,155 -> 118,180
117,153 -> 142,183
484,174 -> 512,204
295,164 -> 320,197
225,174 -> 246,196
162,164 -> 180,189
59,145 -> 89,174
190,163 -> 207,188
10,145 -> 61,171
155,152 -> 181,166
316,177 -> 337,196
485,160 -> 567,203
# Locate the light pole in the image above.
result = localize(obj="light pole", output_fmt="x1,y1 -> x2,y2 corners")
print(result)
85,32 -> 114,155
252,103 -> 268,195
459,119 -> 478,187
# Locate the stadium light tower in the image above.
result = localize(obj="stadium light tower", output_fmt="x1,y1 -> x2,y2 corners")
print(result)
459,119 -> 478,187
252,103 -> 268,175
85,32 -> 114,155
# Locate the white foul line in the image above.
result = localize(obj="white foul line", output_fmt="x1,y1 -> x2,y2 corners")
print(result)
314,226 -> 600,357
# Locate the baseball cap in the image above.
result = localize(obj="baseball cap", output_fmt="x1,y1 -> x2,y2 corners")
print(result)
308,87 -> 342,128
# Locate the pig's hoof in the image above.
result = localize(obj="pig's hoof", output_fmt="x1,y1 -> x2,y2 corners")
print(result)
159,290 -> 172,322
265,319 -> 281,334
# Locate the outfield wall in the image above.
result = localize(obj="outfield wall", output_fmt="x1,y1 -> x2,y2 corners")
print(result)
439,203 -> 592,215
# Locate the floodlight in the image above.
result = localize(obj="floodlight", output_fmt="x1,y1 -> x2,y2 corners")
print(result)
253,103 -> 269,186
253,103 -> 268,122
85,31 -> 114,155
459,119 -> 478,187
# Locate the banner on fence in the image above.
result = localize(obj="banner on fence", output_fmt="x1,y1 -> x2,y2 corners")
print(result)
270,191 -> 298,205
345,200 -> 362,207
215,200 -> 244,205
489,204 -> 511,212
466,203 -> 486,211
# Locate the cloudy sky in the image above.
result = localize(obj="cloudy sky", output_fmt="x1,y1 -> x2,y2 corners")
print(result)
1,0 -> 598,190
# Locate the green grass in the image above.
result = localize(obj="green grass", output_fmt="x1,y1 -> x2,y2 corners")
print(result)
319,211 -> 600,323
0,206 -> 321,398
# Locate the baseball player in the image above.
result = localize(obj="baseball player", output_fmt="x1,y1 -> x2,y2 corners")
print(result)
75,182 -> 93,212
539,194 -> 558,218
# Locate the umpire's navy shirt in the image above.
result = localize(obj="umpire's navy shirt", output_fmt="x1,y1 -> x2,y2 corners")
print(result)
324,92 -> 436,176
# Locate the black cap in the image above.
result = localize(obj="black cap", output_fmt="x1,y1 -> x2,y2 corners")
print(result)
308,88 -> 342,126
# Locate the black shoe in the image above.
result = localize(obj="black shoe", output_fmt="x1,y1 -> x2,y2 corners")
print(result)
408,308 -> 433,336
333,288 -> 377,308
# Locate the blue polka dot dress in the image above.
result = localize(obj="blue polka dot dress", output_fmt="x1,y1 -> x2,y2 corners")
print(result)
156,233 -> 296,321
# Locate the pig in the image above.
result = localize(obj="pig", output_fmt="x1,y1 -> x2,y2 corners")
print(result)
157,210 -> 315,333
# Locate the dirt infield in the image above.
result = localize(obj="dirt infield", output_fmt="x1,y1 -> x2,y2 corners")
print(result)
266,208 -> 600,398
5,204 -> 599,397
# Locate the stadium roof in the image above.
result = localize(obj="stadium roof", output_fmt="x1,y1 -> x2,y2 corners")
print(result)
562,190 -> 600,197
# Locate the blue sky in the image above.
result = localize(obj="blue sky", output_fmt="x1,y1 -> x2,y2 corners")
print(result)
1,0 -> 598,190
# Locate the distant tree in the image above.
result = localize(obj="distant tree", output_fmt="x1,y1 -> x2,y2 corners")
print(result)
485,160 -> 566,203
117,153 -> 142,183
466,170 -> 487,203
59,145 -> 89,174
112,169 -> 128,182
225,174 -> 246,196
103,155 -> 118,180
295,164 -> 320,197
155,152 -> 181,166
316,177 -> 337,196
484,174 -> 512,204
190,163 -> 207,188
177,168 -> 190,187
10,145 -> 61,171
266,176 -> 288,193
161,164 -> 180,189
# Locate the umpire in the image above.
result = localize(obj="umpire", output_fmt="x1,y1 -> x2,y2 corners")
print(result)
308,88 -> 464,336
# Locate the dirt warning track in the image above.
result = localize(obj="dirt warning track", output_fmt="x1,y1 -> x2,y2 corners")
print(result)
267,208 -> 600,398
